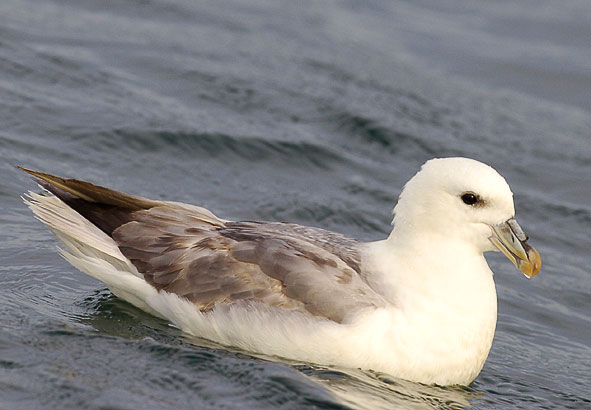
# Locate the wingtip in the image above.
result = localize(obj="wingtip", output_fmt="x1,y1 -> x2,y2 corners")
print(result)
18,166 -> 161,210
17,167 -> 58,191
17,166 -> 41,177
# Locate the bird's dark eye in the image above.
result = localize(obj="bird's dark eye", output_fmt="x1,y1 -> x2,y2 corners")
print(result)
461,193 -> 478,205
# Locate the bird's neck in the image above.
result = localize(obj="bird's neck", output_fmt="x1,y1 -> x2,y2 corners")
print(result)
365,232 -> 495,297
360,235 -> 498,384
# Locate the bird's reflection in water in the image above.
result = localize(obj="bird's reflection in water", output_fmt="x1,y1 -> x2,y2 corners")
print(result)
75,289 -> 182,342
299,365 -> 479,410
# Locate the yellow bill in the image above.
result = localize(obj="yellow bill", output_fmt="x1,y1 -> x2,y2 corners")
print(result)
490,218 -> 541,278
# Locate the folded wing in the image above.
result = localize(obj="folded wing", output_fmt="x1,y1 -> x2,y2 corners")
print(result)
21,168 -> 385,323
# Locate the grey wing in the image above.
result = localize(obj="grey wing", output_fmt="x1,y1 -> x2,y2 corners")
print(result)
112,207 -> 386,323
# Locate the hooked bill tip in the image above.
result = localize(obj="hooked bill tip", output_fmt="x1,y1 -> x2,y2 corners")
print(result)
520,246 -> 541,278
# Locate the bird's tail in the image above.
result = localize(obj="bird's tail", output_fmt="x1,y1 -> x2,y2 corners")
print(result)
22,185 -> 160,315
22,190 -> 136,274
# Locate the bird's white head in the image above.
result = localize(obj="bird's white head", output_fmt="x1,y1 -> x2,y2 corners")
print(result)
390,157 -> 541,278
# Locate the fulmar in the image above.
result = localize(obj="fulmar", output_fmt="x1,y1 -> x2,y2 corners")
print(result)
20,157 -> 541,386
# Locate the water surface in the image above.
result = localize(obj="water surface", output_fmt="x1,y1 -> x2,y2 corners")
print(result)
1,0 -> 590,408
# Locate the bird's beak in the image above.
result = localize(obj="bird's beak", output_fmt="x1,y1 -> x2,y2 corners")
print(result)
489,218 -> 541,278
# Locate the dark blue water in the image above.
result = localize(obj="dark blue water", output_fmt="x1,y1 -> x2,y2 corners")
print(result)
1,1 -> 590,408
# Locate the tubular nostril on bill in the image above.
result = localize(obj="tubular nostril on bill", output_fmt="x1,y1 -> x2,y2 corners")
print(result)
507,218 -> 528,242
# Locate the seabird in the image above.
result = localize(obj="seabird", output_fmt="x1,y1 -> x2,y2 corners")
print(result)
20,157 -> 541,386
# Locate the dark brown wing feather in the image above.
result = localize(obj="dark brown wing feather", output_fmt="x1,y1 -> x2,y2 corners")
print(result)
21,168 -> 386,323
18,167 -> 160,210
